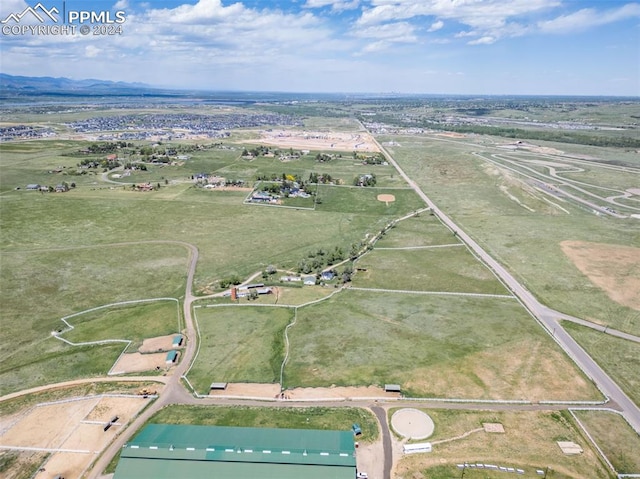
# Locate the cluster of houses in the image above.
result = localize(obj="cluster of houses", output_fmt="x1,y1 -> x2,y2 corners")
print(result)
195,174 -> 228,188
25,183 -> 69,193
66,112 -> 302,139
1,125 -> 55,142
248,180 -> 312,204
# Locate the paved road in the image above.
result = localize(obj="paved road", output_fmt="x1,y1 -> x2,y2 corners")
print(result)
372,406 -> 392,479
372,135 -> 640,434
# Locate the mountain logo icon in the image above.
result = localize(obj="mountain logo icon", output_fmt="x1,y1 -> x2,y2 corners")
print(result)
1,3 -> 59,24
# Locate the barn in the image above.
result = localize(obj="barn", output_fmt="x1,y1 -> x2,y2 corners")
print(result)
165,350 -> 178,364
113,424 -> 357,479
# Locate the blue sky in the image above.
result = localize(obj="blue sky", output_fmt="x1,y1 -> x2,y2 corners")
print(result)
1,0 -> 639,95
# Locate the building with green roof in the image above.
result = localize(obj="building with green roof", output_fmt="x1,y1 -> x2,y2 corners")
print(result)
113,424 -> 357,479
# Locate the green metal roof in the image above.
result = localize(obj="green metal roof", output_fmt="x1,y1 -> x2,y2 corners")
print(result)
165,350 -> 178,361
114,425 -> 356,479
114,458 -> 355,479
122,424 -> 355,466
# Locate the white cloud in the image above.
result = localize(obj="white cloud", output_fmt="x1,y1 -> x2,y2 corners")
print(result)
468,36 -> 495,45
85,45 -> 101,58
2,0 -> 638,95
353,21 -> 417,42
304,0 -> 360,11
144,0 -> 245,24
360,40 -> 390,53
357,0 -> 560,43
428,20 -> 443,32
352,21 -> 419,54
538,3 -> 640,33
354,0 -> 637,45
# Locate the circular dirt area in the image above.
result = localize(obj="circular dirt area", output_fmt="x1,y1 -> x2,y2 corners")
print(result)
377,194 -> 395,204
391,408 -> 435,440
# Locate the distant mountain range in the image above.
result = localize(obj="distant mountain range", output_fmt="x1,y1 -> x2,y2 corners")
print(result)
0,73 -> 155,96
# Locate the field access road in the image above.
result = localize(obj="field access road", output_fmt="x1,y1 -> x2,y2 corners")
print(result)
372,135 -> 640,434
86,240 -> 199,479
372,406 -> 392,479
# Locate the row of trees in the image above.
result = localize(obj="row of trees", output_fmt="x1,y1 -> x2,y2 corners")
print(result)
77,158 -> 121,170
85,141 -> 132,153
297,246 -> 346,274
308,172 -> 335,184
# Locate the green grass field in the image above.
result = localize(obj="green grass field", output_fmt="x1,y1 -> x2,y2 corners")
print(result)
61,300 -> 181,350
283,290 -> 600,400
147,405 -> 378,442
187,306 -> 293,392
0,137 -> 426,395
352,247 -> 509,294
572,410 -> 640,474
374,212 -> 461,248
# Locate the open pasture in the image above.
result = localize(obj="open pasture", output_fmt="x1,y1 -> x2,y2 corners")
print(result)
380,134 -> 640,335
187,306 -> 293,393
60,300 -> 181,351
394,409 -> 611,479
315,185 -> 422,215
283,290 -> 599,400
352,247 -> 509,294
0,243 -> 187,395
572,410 -> 640,475
0,139 -> 107,192
0,181 -> 402,293
374,213 -> 461,248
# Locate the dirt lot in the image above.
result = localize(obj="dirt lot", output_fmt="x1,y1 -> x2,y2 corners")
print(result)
208,383 -> 282,398
0,395 -> 150,479
138,335 -> 176,353
561,240 -> 640,310
286,385 -> 400,400
208,383 -> 400,400
253,130 -> 379,152
111,352 -> 168,375
110,335 -> 179,374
